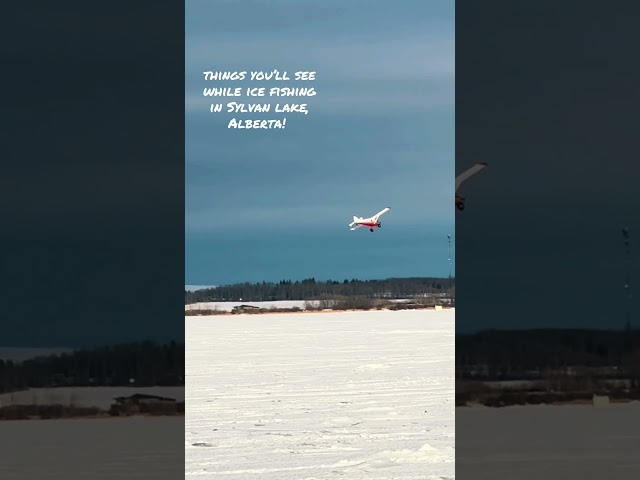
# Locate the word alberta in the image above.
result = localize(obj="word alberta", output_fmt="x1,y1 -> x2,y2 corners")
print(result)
228,118 -> 286,129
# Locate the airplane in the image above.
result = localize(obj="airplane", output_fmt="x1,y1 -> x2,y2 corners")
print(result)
349,207 -> 391,232
455,162 -> 487,211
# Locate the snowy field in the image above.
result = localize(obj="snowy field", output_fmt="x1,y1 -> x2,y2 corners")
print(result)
185,299 -> 419,312
0,386 -> 185,409
456,402 -> 640,480
186,309 -> 455,479
0,417 -> 183,479
185,300 -> 311,312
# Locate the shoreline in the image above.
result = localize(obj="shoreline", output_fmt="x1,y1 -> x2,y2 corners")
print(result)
459,399 -> 640,408
457,387 -> 640,408
0,412 -> 185,422
0,404 -> 185,422
185,305 -> 455,316
0,386 -> 185,421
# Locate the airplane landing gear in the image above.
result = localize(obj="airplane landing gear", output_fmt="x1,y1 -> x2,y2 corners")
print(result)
370,228 -> 374,232
456,201 -> 465,211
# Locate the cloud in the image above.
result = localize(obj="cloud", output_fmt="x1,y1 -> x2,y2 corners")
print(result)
186,0 -> 348,36
186,79 -> 453,115
186,31 -> 453,80
185,7 -> 454,116
185,0 -> 455,246
186,166 -> 453,233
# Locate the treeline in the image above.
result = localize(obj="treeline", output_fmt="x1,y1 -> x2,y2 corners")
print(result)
457,329 -> 640,379
185,277 -> 455,304
0,341 -> 184,393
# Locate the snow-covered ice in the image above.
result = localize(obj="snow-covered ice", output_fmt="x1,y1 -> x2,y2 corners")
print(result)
186,309 -> 455,479
0,417 -> 183,479
456,402 -> 640,480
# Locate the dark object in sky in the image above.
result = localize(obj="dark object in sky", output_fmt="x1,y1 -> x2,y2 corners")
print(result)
623,227 -> 630,242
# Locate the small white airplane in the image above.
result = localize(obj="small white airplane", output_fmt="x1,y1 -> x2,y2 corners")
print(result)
349,207 -> 391,232
455,162 -> 487,211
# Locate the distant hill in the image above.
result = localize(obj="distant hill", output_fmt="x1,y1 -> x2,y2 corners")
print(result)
0,347 -> 73,363
185,285 -> 218,292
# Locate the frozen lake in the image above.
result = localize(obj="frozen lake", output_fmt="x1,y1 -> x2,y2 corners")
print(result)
456,402 -> 640,480
186,309 -> 455,479
0,417 -> 183,479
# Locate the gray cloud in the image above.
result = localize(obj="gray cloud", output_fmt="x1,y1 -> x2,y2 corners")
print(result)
185,0 -> 454,282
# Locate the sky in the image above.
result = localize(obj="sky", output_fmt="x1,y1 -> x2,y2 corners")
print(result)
455,1 -> 640,331
4,2 -> 186,348
185,0 -> 455,285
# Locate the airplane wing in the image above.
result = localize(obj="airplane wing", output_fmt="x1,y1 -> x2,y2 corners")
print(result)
455,163 -> 487,192
371,207 -> 391,222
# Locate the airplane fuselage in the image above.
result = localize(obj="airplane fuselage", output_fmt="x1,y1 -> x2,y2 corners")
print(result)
354,219 -> 381,227
353,219 -> 382,232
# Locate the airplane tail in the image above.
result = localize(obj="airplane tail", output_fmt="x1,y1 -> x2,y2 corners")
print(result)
349,215 -> 358,227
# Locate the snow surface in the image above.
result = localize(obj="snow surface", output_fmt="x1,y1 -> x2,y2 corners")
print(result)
456,402 -> 640,480
186,309 -> 455,479
0,417 -> 183,479
0,386 -> 185,409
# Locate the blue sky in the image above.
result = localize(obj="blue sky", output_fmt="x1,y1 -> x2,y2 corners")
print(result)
186,0 -> 455,285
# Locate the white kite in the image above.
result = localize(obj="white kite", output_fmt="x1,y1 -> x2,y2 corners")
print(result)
455,162 -> 487,211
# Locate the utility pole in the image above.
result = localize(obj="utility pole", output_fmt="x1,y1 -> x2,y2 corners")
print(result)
622,227 -> 632,330
447,234 -> 452,279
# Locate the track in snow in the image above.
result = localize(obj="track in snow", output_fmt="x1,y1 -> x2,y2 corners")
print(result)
186,309 -> 455,479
